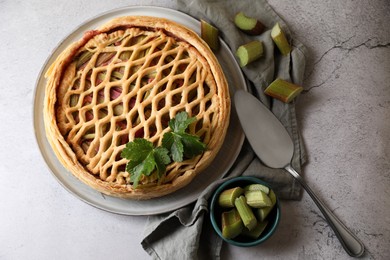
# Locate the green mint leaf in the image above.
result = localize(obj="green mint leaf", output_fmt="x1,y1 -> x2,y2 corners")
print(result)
126,159 -> 142,175
171,134 -> 184,162
163,111 -> 206,162
162,132 -> 184,162
169,111 -> 196,133
162,132 -> 174,150
121,138 -> 153,161
122,138 -> 171,188
180,133 -> 207,158
128,163 -> 144,188
141,152 -> 157,176
128,152 -> 156,188
154,147 -> 171,178
154,147 -> 171,165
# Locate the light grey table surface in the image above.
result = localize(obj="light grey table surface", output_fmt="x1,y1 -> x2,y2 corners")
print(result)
1,0 -> 389,259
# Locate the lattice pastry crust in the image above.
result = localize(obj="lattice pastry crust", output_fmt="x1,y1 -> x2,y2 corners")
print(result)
44,16 -> 230,199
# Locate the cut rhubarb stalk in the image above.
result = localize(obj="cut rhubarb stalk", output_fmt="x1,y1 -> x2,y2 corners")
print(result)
244,184 -> 270,194
236,41 -> 263,67
119,51 -> 132,61
221,208 -> 244,239
127,35 -> 146,47
96,52 -> 115,66
218,187 -> 244,208
128,98 -> 136,110
100,123 -> 110,137
245,190 -> 272,208
256,190 -> 277,221
72,112 -> 80,123
135,49 -> 147,60
113,104 -> 123,116
234,195 -> 257,231
83,93 -> 93,105
130,65 -> 141,74
134,128 -> 144,138
144,109 -> 151,119
97,89 -> 105,104
85,111 -> 94,121
76,50 -> 93,69
111,71 -> 124,81
83,133 -> 95,140
98,108 -> 108,119
142,90 -> 151,101
241,220 -> 269,239
164,55 -> 175,64
200,20 -> 220,51
234,12 -> 265,35
264,78 -> 303,103
271,23 -> 291,56
69,94 -> 79,107
147,70 -> 158,79
81,140 -> 91,153
110,87 -> 122,100
97,72 -> 106,84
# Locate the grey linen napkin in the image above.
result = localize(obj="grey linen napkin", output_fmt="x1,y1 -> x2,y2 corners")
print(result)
141,0 -> 308,259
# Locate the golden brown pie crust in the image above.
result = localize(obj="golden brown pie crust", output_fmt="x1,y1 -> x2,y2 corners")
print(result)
44,16 -> 230,199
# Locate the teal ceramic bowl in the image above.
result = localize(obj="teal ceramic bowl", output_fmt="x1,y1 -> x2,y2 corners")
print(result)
209,176 -> 280,247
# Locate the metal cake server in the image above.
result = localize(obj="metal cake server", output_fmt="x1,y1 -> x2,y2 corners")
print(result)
234,90 -> 364,257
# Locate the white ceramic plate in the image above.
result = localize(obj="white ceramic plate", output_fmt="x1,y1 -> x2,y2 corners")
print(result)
33,6 -> 247,215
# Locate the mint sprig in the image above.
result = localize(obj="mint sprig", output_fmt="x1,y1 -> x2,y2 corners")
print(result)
168,111 -> 197,133
162,112 -> 206,162
121,138 -> 170,188
121,111 -> 206,188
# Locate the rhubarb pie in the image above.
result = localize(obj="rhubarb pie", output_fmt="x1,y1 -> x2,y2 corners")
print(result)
44,16 -> 230,199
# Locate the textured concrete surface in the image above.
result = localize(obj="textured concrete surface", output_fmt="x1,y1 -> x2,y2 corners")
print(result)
1,0 -> 389,259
